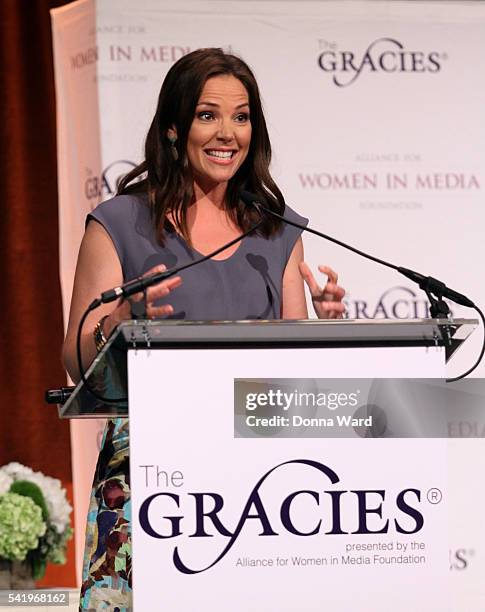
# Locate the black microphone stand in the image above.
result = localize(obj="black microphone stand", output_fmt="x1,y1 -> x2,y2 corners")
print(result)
239,190 -> 483,382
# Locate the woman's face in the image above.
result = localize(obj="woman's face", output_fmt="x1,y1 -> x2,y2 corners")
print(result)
186,74 -> 252,190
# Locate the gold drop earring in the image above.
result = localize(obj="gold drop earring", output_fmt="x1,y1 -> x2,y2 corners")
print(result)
168,135 -> 179,161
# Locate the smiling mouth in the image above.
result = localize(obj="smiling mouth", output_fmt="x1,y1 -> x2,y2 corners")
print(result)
204,149 -> 237,161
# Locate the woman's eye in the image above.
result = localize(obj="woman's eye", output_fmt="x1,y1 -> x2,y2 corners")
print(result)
198,111 -> 214,121
235,113 -> 249,122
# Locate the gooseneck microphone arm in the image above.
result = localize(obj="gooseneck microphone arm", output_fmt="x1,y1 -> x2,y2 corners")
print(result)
239,190 -> 483,382
76,220 -> 263,404
240,191 -> 473,311
99,223 -> 262,304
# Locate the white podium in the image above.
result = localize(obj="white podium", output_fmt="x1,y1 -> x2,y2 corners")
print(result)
60,319 -> 477,611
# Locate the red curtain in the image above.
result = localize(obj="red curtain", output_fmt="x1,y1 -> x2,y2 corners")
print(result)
0,0 -> 76,587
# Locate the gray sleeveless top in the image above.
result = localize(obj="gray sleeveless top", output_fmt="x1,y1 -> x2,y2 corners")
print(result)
89,194 -> 308,320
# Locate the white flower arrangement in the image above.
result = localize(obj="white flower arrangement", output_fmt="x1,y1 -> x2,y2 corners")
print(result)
0,472 -> 13,496
0,462 -> 73,579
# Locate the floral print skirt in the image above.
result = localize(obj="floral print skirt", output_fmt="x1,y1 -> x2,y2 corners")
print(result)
79,418 -> 132,611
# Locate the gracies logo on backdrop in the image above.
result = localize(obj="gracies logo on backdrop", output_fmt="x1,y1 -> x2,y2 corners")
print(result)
138,459 -> 426,574
317,38 -> 446,87
344,286 -> 454,320
84,159 -> 138,202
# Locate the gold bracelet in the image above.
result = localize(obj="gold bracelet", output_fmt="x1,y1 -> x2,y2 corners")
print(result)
94,315 -> 109,352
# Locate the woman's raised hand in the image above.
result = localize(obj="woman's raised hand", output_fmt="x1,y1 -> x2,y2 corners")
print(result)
104,264 -> 182,336
298,262 -> 346,319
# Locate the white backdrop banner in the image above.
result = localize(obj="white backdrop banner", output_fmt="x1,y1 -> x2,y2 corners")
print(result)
51,0 -> 485,603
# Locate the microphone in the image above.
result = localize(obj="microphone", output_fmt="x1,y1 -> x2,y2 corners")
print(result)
77,218 -> 264,404
239,190 -> 474,311
240,190 -> 485,382
100,270 -> 172,304
396,268 -> 474,309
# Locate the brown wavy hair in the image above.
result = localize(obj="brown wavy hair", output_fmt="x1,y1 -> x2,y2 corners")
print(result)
117,47 -> 285,243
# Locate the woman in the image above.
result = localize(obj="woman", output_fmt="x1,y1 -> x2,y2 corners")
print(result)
63,48 -> 345,611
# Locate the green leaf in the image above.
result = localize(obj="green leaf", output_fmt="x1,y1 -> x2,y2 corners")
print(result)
10,481 -> 49,521
30,555 -> 46,581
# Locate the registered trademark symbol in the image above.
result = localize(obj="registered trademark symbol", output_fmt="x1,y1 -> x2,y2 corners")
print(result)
427,488 -> 443,504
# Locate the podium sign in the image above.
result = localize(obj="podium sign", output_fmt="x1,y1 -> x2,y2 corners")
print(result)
129,347 -> 448,611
